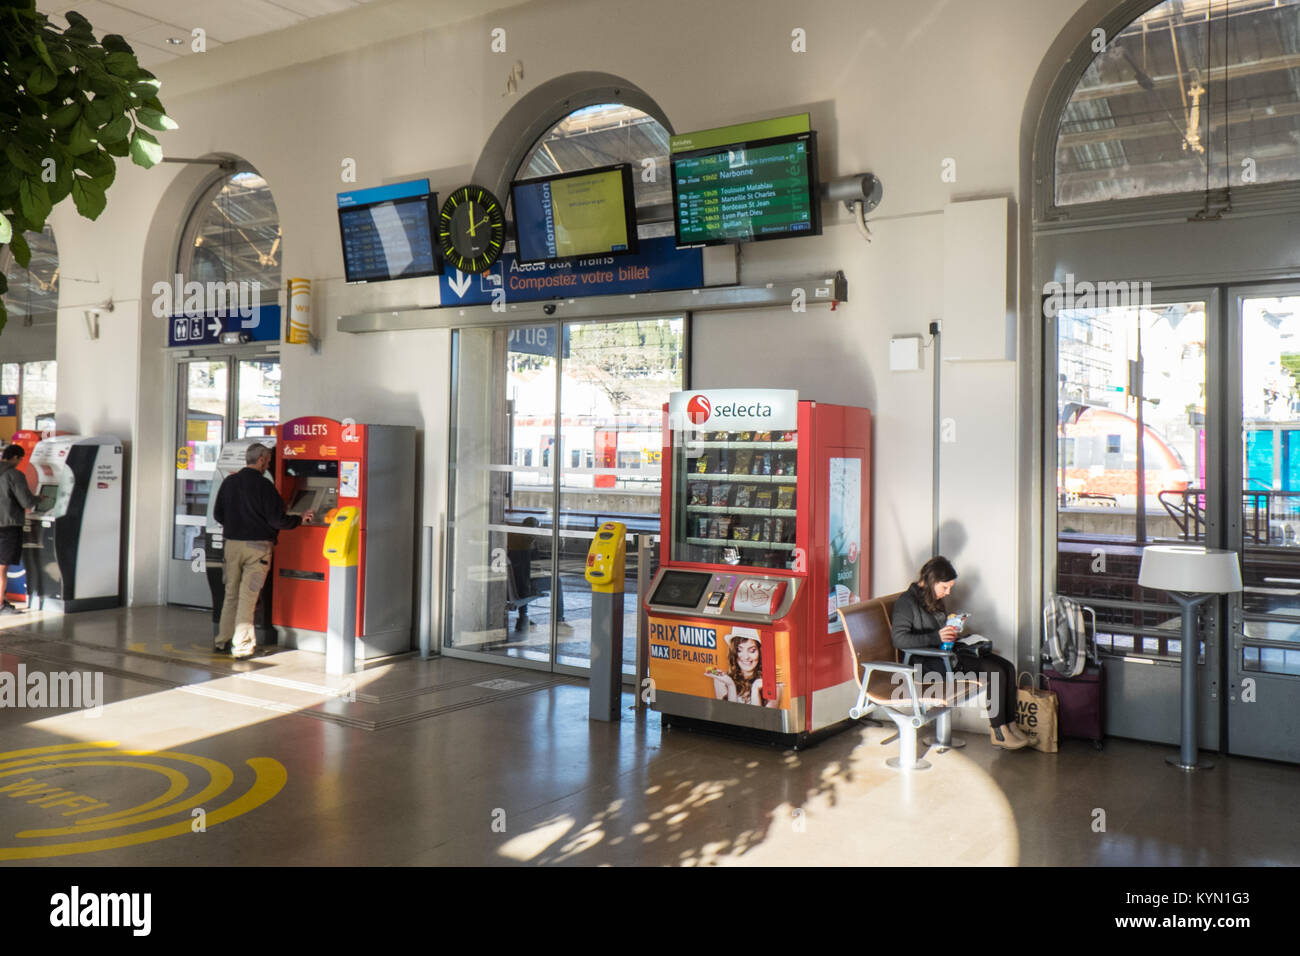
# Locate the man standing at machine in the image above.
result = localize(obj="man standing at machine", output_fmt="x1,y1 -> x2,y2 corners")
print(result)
214,442 -> 312,658
0,444 -> 38,614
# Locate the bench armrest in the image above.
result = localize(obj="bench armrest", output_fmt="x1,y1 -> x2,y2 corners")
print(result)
860,660 -> 929,723
902,647 -> 959,672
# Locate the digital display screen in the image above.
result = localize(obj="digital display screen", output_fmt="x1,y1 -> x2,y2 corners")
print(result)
35,484 -> 58,513
283,460 -> 338,478
288,490 -> 317,514
511,164 -> 638,263
650,570 -> 712,609
339,194 -> 441,283
672,133 -> 820,246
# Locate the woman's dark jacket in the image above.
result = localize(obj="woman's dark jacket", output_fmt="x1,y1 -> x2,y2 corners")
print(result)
890,582 -> 946,650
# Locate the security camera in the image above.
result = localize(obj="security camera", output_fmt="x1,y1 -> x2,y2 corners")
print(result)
543,303 -> 557,315
823,174 -> 883,212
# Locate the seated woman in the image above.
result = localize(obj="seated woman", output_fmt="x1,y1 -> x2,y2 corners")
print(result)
890,556 -> 1030,751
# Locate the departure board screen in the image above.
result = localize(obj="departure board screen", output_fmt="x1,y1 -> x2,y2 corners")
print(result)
672,133 -> 820,246
338,194 -> 441,283
511,164 -> 638,263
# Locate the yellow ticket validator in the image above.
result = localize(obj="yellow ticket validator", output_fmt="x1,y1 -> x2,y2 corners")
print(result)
322,506 -> 360,567
585,521 -> 627,594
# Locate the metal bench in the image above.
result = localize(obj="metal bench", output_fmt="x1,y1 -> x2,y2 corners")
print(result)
838,593 -> 982,770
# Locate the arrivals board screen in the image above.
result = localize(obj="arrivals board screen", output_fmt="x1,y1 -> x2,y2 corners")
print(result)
671,132 -> 820,246
337,191 -> 441,283
511,164 -> 638,263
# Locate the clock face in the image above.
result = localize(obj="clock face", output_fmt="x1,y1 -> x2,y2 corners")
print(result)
438,185 -> 506,273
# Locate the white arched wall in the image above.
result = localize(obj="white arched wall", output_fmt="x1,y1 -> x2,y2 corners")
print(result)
38,0 -> 1114,695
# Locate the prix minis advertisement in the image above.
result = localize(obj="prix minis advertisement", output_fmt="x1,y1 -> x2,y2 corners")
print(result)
648,617 -> 790,709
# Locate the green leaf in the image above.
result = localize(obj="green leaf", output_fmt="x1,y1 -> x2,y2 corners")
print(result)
129,127 -> 162,168
47,158 -> 74,204
26,63 -> 58,95
8,231 -> 31,269
136,108 -> 178,132
48,101 -> 82,130
99,113 -> 130,144
101,34 -> 134,55
0,302 -> 8,338
104,51 -> 137,76
84,96 -> 111,126
71,175 -> 107,219
0,273 -> 7,296
4,144 -> 39,175
67,118 -> 97,155
63,10 -> 95,39
32,34 -> 56,72
102,137 -> 130,158
18,177 -> 53,226
0,212 -> 11,246
75,148 -> 115,185
130,77 -> 162,98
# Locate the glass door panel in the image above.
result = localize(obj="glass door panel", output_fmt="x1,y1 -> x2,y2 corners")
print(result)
1230,291 -> 1300,763
553,318 -> 683,672
169,359 -> 228,606
237,358 -> 280,437
1053,295 -> 1217,746
445,326 -> 556,666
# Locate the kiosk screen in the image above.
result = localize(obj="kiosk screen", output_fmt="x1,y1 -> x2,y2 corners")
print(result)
35,484 -> 58,513
650,570 -> 712,609
288,490 -> 317,514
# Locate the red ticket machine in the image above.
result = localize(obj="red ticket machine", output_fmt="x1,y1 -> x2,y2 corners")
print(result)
271,416 -> 416,660
643,389 -> 871,745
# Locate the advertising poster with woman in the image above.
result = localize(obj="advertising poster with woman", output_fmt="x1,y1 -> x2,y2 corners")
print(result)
827,456 -> 861,634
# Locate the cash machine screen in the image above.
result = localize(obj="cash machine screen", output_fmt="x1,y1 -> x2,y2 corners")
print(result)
35,484 -> 58,513
289,490 -> 317,514
650,570 -> 712,609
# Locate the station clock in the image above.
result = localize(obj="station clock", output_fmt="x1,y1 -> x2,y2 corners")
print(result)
438,185 -> 506,273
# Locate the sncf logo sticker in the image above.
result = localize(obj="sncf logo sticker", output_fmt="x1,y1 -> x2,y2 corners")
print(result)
686,395 -> 711,424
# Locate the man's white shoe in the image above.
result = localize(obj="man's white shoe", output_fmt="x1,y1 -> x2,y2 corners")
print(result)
232,639 -> 256,660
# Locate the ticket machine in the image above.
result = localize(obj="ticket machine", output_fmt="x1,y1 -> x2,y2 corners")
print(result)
271,417 -> 416,659
203,436 -> 277,643
24,435 -> 124,612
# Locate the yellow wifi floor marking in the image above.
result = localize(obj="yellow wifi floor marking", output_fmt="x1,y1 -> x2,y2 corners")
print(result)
0,741 -> 118,766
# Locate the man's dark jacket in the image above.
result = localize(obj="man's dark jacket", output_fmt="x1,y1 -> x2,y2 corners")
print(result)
0,459 -> 38,527
213,467 -> 300,542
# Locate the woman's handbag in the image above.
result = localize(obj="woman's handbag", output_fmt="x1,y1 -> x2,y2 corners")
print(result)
1016,672 -> 1059,753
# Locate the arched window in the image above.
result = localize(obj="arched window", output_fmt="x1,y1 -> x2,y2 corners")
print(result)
2,224 -> 58,326
178,169 -> 281,297
1054,0 -> 1300,207
515,103 -> 671,213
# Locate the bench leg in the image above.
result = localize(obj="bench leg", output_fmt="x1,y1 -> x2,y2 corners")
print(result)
924,710 -> 966,752
883,712 -> 931,771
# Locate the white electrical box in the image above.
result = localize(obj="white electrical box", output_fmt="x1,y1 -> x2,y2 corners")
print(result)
889,335 -> 922,371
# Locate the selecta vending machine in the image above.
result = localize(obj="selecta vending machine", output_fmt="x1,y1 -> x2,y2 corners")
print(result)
644,389 -> 871,745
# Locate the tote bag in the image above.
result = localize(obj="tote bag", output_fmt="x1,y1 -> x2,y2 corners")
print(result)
1016,671 -> 1059,753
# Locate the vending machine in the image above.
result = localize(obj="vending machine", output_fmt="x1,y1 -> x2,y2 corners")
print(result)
643,390 -> 870,744
23,435 -> 124,612
271,416 -> 416,660
203,436 -> 277,643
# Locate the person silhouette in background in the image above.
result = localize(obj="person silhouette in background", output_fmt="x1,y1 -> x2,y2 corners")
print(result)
0,445 -> 37,614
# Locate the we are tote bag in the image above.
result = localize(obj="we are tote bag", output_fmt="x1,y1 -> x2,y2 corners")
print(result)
1016,672 -> 1059,754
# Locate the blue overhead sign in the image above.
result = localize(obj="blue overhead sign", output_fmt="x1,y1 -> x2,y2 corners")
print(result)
337,178 -> 432,208
438,235 -> 703,307
508,325 -> 570,358
167,305 -> 281,347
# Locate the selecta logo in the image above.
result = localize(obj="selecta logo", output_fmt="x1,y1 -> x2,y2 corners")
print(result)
686,395 -> 712,425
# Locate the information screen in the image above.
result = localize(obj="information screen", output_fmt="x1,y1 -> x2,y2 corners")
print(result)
338,194 -> 441,283
672,133 -> 820,246
511,164 -> 638,263
650,570 -> 712,609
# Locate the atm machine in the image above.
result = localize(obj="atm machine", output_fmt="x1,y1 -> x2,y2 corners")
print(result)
24,435 -> 124,612
271,416 -> 416,660
203,436 -> 278,644
643,389 -> 871,746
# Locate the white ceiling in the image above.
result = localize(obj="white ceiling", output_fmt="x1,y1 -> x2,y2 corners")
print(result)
36,0 -> 383,68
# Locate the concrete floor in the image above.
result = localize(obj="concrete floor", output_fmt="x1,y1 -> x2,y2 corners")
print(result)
1,605 -> 1297,866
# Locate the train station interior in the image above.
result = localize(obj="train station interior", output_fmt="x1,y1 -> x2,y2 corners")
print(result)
2,0 -> 1299,870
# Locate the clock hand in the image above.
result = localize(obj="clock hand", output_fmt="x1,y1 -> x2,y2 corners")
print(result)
466,202 -> 477,238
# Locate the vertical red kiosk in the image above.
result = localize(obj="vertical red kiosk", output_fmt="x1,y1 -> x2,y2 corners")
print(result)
643,389 -> 871,745
271,416 -> 416,660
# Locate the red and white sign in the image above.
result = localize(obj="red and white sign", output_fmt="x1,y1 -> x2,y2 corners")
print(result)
668,389 -> 798,431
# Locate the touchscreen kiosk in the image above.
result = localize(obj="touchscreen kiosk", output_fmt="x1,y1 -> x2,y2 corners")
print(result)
23,435 -> 124,612
272,417 -> 416,661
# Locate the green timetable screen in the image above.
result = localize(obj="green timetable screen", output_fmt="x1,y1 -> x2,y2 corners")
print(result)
673,137 -> 816,244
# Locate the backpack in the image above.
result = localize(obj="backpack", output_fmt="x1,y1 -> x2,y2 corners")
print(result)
1042,595 -> 1096,678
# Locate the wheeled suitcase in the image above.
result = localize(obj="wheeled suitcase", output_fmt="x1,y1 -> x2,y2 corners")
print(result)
1042,662 -> 1104,749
